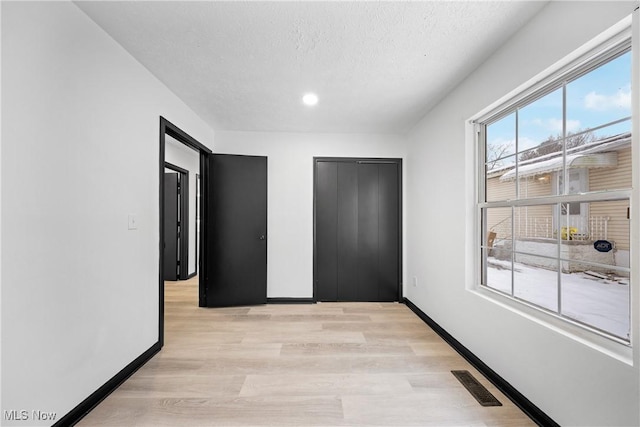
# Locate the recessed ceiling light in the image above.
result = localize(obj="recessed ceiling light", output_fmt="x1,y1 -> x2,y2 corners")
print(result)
302,93 -> 318,106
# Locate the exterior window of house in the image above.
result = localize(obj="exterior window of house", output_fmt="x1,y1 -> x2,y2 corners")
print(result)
478,37 -> 632,342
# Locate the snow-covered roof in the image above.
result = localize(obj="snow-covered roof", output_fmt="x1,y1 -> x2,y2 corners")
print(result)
488,132 -> 630,180
499,152 -> 618,181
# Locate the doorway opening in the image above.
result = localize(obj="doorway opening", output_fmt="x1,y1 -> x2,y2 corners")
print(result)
164,162 -> 192,281
159,117 -> 211,347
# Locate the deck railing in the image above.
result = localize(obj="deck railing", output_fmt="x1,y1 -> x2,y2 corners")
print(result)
489,216 -> 610,242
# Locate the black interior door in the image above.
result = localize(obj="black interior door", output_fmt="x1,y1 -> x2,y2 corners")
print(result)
163,172 -> 179,281
178,170 -> 189,280
205,154 -> 267,307
165,164 -> 191,280
315,159 -> 401,302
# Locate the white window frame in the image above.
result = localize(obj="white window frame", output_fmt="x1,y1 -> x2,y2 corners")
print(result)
471,22 -> 634,353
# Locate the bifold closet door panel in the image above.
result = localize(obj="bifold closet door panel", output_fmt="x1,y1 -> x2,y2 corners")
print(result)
357,163 -> 381,301
336,162 -> 358,301
377,163 -> 400,301
315,161 -> 338,301
316,159 -> 400,302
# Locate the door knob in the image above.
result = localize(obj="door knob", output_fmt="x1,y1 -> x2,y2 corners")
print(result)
259,235 -> 266,240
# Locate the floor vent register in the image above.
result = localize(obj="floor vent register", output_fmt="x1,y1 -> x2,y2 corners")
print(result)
451,370 -> 502,407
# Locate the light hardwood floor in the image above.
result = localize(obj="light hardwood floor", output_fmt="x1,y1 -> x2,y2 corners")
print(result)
78,277 -> 535,426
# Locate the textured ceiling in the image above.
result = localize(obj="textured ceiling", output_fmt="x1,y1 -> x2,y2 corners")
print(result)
76,1 -> 548,134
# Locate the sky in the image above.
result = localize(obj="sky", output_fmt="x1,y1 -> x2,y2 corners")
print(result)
486,51 -> 632,165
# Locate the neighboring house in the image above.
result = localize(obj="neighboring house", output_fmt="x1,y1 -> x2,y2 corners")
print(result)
486,132 -> 631,271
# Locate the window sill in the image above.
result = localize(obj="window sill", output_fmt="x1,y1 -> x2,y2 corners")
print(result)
470,284 -> 633,366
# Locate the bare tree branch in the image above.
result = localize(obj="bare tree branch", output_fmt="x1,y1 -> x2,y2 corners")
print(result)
486,143 -> 511,170
519,131 -> 597,161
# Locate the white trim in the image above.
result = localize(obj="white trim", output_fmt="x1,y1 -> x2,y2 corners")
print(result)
630,8 -> 639,355
471,286 -> 633,365
479,190 -> 631,209
466,120 -> 482,293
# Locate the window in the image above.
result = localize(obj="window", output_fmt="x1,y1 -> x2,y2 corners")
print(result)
478,37 -> 632,342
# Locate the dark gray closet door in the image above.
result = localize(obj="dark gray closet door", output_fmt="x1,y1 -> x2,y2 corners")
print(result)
337,162 -> 358,301
315,161 -> 339,301
315,159 -> 400,302
357,163 -> 380,301
375,162 -> 400,301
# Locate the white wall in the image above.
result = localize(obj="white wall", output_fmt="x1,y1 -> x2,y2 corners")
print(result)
405,2 -> 639,426
1,2 -> 213,425
214,131 -> 406,298
165,135 -> 200,277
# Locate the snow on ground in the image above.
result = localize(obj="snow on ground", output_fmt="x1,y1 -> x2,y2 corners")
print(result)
486,257 -> 629,340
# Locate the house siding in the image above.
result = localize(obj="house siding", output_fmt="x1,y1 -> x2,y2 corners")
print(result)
486,146 -> 631,251
589,147 -> 631,251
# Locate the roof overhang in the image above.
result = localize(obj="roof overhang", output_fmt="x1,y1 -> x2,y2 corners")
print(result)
499,152 -> 618,181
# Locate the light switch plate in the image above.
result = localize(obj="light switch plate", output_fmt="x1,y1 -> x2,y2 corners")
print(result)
128,214 -> 138,230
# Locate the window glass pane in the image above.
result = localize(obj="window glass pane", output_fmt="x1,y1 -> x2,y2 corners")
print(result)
517,88 -> 563,154
560,199 -> 630,267
483,207 -> 512,293
518,173 -> 555,199
486,155 -> 516,202
566,51 -> 631,134
483,207 -> 511,248
587,119 -> 631,143
560,262 -> 630,340
513,205 -> 558,256
486,112 -> 516,162
485,252 -> 512,294
556,200 -> 586,239
518,137 -> 562,163
513,255 -> 559,312
587,137 -> 632,192
556,169 -> 588,196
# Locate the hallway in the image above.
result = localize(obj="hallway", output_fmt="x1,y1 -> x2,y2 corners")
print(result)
78,277 -> 534,426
